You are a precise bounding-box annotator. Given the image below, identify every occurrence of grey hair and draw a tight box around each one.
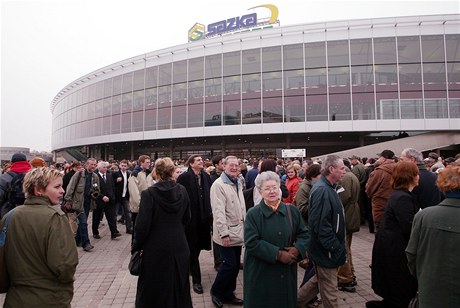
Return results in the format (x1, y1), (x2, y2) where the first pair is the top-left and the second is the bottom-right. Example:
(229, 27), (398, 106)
(402, 148), (423, 163)
(321, 154), (341, 176)
(255, 171), (280, 191)
(97, 161), (107, 168)
(224, 155), (238, 164)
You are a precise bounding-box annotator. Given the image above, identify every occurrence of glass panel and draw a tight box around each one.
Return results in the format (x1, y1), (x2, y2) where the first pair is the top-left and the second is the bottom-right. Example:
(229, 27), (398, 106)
(133, 90), (144, 112)
(103, 116), (111, 135)
(104, 78), (113, 97)
(205, 102), (223, 126)
(144, 109), (156, 131)
(112, 114), (121, 134)
(112, 95), (122, 115)
(145, 87), (157, 110)
(242, 97), (261, 124)
(306, 67), (327, 95)
(353, 93), (375, 120)
(399, 63), (422, 91)
(374, 37), (397, 65)
(133, 70), (145, 91)
(82, 104), (88, 121)
(329, 93), (351, 120)
(242, 73), (261, 93)
(122, 93), (133, 113)
(447, 63), (460, 91)
(224, 75), (241, 95)
(424, 62), (446, 92)
(222, 100), (240, 125)
(188, 103), (203, 128)
(263, 71), (282, 97)
(86, 101), (95, 120)
(242, 49), (260, 74)
(379, 98), (399, 119)
(113, 76), (122, 95)
(262, 46), (281, 72)
(205, 78), (222, 102)
(145, 66), (158, 88)
(88, 84), (96, 102)
(95, 118), (102, 136)
(205, 54), (222, 79)
(449, 98), (460, 118)
(305, 42), (326, 68)
(172, 105), (186, 128)
(284, 44), (303, 70)
(425, 99), (448, 119)
(327, 40), (349, 67)
(398, 36), (421, 64)
(159, 63), (172, 86)
(401, 99), (423, 119)
(421, 35), (445, 63)
(351, 65), (374, 86)
(173, 60), (187, 84)
(133, 111), (144, 132)
(157, 107), (171, 130)
(122, 72), (133, 93)
(446, 34), (460, 62)
(82, 87), (89, 104)
(121, 112), (132, 133)
(328, 66), (350, 93)
(94, 99), (103, 118)
(188, 57), (204, 81)
(173, 83), (187, 106)
(263, 97), (283, 123)
(188, 80), (204, 103)
(158, 85), (171, 104)
(285, 96), (305, 122)
(350, 38), (372, 65)
(223, 51), (240, 76)
(96, 81), (104, 100)
(375, 64), (398, 92)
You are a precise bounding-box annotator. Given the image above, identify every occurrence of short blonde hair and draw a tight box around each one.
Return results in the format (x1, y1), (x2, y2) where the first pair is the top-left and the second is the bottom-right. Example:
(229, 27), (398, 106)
(154, 157), (175, 181)
(437, 165), (460, 192)
(23, 167), (62, 198)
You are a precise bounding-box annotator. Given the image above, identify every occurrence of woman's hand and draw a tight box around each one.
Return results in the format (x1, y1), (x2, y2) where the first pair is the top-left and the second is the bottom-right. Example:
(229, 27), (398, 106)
(277, 250), (296, 264)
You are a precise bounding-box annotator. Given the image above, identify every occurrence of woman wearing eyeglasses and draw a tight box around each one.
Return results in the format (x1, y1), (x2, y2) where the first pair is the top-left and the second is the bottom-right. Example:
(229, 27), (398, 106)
(243, 171), (308, 308)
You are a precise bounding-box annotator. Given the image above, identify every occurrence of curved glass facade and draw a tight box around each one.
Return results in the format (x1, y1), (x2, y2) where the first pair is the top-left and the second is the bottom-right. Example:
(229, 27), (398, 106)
(51, 15), (460, 155)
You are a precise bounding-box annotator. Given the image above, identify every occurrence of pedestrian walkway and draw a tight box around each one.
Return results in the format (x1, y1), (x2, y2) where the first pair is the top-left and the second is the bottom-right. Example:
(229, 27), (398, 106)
(0, 218), (381, 307)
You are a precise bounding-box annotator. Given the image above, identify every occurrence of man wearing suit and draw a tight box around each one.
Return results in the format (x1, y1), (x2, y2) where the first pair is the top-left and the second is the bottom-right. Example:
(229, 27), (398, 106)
(113, 160), (132, 234)
(92, 161), (121, 240)
(177, 154), (213, 295)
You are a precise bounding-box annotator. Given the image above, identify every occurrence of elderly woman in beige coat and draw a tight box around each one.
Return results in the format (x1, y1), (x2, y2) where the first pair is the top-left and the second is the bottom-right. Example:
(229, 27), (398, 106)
(1, 167), (78, 308)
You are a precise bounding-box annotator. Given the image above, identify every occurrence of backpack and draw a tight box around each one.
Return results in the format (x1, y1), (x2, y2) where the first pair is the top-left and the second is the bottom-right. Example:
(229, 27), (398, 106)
(0, 172), (26, 218)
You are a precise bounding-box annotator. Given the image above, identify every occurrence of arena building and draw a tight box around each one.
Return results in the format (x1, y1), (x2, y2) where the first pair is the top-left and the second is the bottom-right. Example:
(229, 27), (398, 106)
(51, 12), (460, 161)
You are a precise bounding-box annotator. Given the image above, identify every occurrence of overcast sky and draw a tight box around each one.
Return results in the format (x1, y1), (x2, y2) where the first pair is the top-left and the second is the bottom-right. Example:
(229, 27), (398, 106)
(1, 0), (458, 152)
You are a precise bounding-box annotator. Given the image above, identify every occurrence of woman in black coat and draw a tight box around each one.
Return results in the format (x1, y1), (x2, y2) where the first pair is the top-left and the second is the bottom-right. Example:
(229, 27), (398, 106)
(132, 157), (192, 308)
(367, 161), (419, 308)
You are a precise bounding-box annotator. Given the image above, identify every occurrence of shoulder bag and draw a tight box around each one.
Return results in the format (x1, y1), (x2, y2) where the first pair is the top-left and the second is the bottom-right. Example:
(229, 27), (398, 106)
(0, 207), (18, 293)
(128, 250), (143, 275)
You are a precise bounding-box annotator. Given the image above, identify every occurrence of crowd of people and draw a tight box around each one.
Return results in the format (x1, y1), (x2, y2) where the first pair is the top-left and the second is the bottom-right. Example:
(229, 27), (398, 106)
(0, 149), (459, 307)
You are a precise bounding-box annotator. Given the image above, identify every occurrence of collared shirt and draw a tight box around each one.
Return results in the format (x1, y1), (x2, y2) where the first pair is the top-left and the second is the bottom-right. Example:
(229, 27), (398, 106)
(122, 171), (127, 197)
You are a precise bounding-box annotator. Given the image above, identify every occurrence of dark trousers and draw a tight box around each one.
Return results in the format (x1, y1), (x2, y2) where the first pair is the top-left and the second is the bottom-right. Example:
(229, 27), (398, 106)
(211, 244), (242, 301)
(92, 202), (118, 236)
(116, 197), (132, 231)
(190, 246), (202, 284)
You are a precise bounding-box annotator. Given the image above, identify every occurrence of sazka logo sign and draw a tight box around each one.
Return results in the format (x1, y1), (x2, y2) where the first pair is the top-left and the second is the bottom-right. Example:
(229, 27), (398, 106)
(188, 4), (279, 42)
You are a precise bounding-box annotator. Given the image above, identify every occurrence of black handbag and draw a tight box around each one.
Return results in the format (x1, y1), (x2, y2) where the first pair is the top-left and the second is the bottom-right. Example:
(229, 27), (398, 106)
(128, 250), (143, 276)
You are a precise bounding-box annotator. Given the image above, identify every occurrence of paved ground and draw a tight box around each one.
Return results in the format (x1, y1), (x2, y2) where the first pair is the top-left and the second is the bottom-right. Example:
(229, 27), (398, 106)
(1, 217), (381, 307)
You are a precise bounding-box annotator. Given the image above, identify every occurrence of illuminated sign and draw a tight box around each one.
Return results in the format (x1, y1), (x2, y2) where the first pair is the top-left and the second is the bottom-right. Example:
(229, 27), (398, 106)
(188, 4), (279, 42)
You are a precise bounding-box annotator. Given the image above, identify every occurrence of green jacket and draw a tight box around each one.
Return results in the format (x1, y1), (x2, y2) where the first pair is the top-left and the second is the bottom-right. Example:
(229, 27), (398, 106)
(64, 170), (99, 212)
(244, 201), (308, 308)
(2, 196), (78, 308)
(339, 171), (361, 234)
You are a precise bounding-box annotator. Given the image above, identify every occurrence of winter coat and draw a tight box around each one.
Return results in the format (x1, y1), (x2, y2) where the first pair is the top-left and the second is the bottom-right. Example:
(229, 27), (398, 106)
(244, 201), (308, 308)
(371, 189), (417, 307)
(112, 170), (130, 201)
(295, 180), (313, 224)
(133, 181), (192, 308)
(339, 171), (361, 234)
(177, 167), (212, 251)
(351, 162), (367, 186)
(365, 160), (396, 225)
(2, 196), (78, 308)
(406, 195), (460, 308)
(283, 176), (301, 205)
(412, 163), (444, 209)
(128, 169), (148, 213)
(210, 172), (246, 246)
(307, 175), (346, 269)
(64, 170), (100, 213)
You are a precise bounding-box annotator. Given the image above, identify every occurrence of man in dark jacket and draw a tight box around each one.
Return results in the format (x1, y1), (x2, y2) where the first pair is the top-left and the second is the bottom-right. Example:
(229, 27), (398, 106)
(399, 148), (444, 209)
(112, 160), (132, 234)
(177, 155), (212, 295)
(297, 154), (347, 308)
(92, 161), (121, 240)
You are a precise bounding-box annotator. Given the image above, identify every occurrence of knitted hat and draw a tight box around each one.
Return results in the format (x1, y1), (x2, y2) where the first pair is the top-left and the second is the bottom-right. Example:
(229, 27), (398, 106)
(11, 152), (27, 163)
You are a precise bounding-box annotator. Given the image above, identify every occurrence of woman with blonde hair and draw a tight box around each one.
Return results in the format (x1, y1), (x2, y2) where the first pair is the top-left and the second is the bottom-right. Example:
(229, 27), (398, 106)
(1, 167), (78, 307)
(283, 163), (302, 205)
(132, 157), (192, 307)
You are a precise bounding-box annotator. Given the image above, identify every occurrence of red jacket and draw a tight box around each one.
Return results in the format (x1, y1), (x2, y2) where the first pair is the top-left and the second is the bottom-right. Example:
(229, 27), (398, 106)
(283, 176), (302, 205)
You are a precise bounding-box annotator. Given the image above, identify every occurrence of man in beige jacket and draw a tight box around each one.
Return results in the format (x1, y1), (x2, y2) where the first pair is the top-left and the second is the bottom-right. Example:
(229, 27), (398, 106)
(128, 155), (150, 234)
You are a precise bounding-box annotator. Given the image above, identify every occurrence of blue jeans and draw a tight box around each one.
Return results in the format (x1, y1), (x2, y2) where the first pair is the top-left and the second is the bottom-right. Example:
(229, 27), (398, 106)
(75, 211), (90, 246)
(211, 244), (242, 300)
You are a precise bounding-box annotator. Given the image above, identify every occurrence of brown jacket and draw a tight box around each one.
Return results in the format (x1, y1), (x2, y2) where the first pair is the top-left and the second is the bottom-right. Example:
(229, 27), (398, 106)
(365, 160), (396, 225)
